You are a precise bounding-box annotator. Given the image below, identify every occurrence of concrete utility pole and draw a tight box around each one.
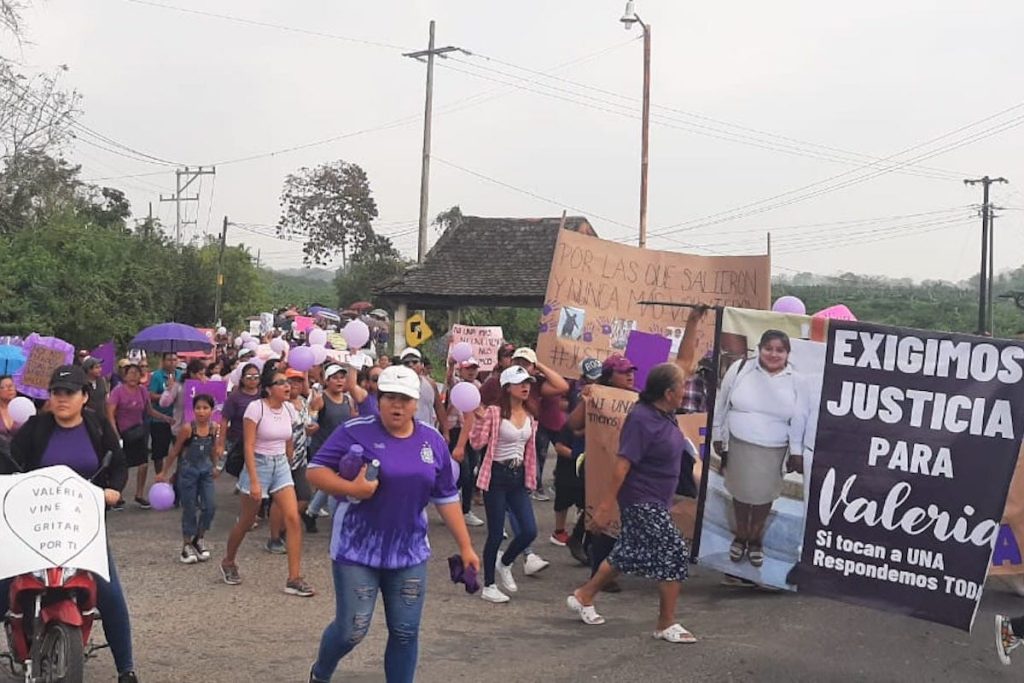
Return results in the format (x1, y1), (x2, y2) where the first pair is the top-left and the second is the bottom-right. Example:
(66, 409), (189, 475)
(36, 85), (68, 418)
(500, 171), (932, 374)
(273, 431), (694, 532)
(404, 21), (466, 263)
(214, 216), (228, 326)
(963, 176), (1008, 335)
(620, 2), (651, 248)
(160, 166), (216, 245)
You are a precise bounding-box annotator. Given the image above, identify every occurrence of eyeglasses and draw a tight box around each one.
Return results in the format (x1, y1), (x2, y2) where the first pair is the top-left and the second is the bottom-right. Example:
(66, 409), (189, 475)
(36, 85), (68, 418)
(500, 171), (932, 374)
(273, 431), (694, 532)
(269, 380), (289, 387)
(243, 374), (260, 380)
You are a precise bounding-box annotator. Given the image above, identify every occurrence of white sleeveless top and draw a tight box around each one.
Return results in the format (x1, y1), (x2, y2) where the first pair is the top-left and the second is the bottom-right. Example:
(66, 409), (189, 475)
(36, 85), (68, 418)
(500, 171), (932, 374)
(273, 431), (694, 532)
(494, 417), (532, 462)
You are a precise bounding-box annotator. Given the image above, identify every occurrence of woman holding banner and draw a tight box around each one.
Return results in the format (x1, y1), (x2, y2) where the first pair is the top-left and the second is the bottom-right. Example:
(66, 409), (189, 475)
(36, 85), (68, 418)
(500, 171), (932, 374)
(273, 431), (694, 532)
(712, 330), (808, 568)
(566, 362), (696, 643)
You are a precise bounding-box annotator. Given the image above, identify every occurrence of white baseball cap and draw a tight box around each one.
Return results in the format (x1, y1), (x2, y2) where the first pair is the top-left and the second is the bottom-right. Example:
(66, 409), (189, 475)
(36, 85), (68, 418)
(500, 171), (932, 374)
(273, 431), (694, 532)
(500, 365), (536, 387)
(511, 347), (537, 365)
(400, 348), (422, 361)
(377, 365), (421, 399)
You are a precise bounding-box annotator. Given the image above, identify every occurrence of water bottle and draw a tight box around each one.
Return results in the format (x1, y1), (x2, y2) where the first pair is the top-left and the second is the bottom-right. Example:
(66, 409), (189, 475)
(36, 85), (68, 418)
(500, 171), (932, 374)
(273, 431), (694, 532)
(338, 444), (365, 481)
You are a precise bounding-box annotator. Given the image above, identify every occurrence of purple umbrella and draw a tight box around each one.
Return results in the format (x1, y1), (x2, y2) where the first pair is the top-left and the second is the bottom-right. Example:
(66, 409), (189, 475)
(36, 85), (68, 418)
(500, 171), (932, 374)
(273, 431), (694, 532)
(129, 323), (214, 353)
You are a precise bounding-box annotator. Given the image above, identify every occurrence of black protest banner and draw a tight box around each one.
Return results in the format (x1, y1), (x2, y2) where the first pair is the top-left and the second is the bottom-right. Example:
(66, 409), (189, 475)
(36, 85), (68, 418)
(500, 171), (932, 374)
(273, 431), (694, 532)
(797, 321), (1024, 630)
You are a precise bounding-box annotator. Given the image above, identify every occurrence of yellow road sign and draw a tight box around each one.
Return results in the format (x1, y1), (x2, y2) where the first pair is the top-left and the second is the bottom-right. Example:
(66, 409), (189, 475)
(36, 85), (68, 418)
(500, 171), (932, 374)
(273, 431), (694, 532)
(405, 313), (433, 347)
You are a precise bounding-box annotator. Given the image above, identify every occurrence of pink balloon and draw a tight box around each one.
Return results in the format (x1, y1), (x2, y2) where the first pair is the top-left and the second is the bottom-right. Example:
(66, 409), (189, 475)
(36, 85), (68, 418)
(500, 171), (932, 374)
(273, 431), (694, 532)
(8, 396), (36, 425)
(310, 344), (328, 365)
(342, 320), (370, 349)
(270, 337), (289, 354)
(450, 342), (473, 363)
(289, 346), (316, 372)
(149, 483), (175, 511)
(450, 382), (481, 413)
(772, 296), (806, 315)
(308, 328), (328, 347)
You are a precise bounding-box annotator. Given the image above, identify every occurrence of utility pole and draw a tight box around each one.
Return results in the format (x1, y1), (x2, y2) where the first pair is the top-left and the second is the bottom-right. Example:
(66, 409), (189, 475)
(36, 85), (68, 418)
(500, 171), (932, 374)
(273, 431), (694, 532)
(404, 21), (466, 263)
(620, 2), (651, 248)
(160, 166), (216, 245)
(963, 176), (1008, 335)
(213, 216), (228, 326)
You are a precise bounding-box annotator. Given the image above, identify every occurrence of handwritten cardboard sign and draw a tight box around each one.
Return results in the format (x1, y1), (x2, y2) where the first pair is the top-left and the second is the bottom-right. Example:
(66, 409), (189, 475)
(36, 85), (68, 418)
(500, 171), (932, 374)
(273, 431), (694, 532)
(182, 379), (228, 424)
(0, 466), (109, 581)
(537, 230), (770, 378)
(449, 324), (504, 371)
(14, 334), (75, 399)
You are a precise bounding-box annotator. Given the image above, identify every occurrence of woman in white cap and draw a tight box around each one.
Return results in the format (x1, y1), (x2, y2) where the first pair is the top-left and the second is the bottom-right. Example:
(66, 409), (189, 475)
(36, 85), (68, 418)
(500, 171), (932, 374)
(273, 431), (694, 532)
(399, 348), (447, 439)
(467, 365), (541, 603)
(307, 364), (478, 683)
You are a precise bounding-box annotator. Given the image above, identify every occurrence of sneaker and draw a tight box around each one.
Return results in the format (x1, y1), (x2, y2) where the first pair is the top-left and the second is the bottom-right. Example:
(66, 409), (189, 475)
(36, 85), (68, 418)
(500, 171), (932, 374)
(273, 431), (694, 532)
(523, 552), (550, 576)
(530, 490), (550, 502)
(111, 499), (126, 511)
(550, 530), (570, 546)
(285, 577), (315, 597)
(118, 672), (139, 683)
(264, 538), (287, 555)
(303, 513), (318, 534)
(191, 537), (211, 561)
(481, 584), (510, 603)
(996, 614), (1021, 665)
(134, 497), (151, 510)
(317, 508), (331, 518)
(464, 511), (485, 527)
(179, 543), (199, 564)
(220, 563), (241, 585)
(495, 559), (518, 593)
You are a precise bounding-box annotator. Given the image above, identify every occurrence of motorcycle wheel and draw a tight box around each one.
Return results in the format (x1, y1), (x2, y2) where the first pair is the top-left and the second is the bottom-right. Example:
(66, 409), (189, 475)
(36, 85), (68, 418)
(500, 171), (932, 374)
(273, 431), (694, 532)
(31, 622), (84, 683)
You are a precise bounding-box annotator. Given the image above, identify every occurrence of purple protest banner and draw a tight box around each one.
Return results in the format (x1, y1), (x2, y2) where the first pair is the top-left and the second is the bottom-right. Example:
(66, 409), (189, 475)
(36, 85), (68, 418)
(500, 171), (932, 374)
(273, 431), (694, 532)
(182, 379), (228, 424)
(90, 340), (116, 379)
(624, 330), (672, 389)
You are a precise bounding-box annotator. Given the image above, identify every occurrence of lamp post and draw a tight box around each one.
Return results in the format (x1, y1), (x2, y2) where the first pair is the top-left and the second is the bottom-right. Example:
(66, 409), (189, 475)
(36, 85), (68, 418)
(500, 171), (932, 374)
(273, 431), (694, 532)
(620, 1), (651, 249)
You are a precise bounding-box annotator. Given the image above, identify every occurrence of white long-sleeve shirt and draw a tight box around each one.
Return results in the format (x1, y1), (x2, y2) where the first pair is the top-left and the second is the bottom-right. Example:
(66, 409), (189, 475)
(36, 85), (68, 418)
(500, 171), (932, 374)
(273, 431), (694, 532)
(712, 358), (807, 454)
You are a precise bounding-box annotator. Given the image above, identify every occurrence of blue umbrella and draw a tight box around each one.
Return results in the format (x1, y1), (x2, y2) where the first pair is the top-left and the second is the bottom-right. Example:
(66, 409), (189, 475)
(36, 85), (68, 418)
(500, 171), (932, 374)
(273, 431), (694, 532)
(0, 344), (25, 374)
(129, 323), (214, 353)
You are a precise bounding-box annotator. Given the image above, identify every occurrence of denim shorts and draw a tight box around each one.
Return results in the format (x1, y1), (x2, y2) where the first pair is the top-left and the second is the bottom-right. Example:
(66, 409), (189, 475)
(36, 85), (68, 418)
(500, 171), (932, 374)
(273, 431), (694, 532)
(237, 453), (294, 499)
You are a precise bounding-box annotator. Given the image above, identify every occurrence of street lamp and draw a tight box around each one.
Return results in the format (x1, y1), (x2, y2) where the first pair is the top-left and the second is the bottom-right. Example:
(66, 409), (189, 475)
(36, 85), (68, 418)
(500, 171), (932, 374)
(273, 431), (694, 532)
(620, 1), (651, 249)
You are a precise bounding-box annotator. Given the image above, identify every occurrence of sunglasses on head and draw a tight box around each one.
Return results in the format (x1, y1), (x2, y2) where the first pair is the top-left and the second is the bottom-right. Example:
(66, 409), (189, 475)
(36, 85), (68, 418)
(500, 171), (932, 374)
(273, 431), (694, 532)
(269, 379), (288, 387)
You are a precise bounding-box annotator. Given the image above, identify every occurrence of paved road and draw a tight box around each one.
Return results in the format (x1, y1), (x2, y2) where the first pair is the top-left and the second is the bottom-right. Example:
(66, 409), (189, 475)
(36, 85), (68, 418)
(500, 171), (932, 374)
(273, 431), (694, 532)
(2, 476), (1022, 682)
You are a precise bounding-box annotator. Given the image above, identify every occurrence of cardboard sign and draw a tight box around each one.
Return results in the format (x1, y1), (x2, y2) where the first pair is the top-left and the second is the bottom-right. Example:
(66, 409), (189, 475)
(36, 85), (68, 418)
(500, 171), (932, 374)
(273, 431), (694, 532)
(797, 321), (1024, 631)
(449, 325), (504, 371)
(537, 230), (770, 378)
(0, 466), (109, 582)
(14, 334), (75, 399)
(182, 380), (228, 424)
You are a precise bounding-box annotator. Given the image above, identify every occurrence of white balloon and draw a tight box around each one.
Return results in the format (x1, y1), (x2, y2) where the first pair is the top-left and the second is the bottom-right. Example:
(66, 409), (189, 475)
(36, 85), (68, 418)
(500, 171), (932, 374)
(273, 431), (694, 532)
(210, 374), (222, 382)
(308, 328), (328, 347)
(9, 396), (37, 425)
(270, 337), (289, 354)
(342, 320), (370, 349)
(310, 344), (328, 365)
(216, 326), (227, 336)
(240, 332), (252, 343)
(233, 336), (243, 348)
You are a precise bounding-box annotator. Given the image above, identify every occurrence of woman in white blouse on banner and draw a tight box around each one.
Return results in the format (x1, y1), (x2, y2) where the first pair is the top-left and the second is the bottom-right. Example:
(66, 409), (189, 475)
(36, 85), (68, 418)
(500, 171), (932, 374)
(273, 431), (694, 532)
(712, 329), (808, 569)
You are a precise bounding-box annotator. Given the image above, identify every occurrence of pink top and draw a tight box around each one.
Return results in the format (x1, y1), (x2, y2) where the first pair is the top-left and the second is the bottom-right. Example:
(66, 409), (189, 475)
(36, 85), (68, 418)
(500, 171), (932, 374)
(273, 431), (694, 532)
(469, 405), (538, 492)
(243, 399), (297, 456)
(107, 383), (149, 433)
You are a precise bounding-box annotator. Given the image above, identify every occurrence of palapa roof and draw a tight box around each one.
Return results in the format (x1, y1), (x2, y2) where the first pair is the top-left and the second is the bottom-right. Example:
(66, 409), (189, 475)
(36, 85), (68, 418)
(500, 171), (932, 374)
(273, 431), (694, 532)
(374, 215), (597, 308)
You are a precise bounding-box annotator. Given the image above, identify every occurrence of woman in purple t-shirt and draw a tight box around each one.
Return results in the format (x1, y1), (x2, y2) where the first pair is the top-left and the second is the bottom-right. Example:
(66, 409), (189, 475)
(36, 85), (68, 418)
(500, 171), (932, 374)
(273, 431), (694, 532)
(307, 364), (479, 683)
(566, 362), (697, 644)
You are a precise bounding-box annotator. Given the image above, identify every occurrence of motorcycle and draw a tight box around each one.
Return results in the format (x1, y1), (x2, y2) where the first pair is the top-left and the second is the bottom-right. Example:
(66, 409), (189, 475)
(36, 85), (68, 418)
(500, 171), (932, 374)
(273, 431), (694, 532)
(1, 453), (112, 683)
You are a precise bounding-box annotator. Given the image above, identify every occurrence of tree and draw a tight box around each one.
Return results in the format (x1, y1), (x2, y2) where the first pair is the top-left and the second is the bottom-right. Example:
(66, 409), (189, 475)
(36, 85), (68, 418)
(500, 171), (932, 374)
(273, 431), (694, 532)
(432, 204), (463, 235)
(277, 160), (379, 267)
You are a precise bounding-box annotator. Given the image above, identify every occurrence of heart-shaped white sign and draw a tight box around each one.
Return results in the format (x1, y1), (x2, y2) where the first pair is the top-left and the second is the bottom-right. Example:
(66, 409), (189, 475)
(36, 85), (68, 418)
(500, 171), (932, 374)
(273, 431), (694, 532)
(2, 471), (103, 569)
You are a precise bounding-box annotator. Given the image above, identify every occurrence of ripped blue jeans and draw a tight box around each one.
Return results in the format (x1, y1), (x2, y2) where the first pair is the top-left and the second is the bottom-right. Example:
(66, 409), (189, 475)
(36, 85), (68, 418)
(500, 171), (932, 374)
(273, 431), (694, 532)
(312, 560), (428, 683)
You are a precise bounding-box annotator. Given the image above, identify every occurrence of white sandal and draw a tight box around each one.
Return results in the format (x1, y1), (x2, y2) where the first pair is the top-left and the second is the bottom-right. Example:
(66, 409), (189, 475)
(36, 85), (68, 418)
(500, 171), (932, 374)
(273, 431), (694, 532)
(653, 623), (697, 644)
(566, 594), (605, 625)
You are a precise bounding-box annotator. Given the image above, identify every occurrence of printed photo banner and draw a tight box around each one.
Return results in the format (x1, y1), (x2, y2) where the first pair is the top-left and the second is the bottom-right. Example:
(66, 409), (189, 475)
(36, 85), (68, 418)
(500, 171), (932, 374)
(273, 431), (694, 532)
(796, 321), (1024, 631)
(537, 230), (770, 378)
(182, 380), (228, 424)
(695, 307), (825, 591)
(0, 466), (110, 582)
(449, 324), (504, 372)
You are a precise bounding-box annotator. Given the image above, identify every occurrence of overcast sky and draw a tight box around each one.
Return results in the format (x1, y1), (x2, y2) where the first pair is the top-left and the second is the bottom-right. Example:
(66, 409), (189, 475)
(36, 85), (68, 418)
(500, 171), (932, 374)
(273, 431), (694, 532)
(13, 0), (1024, 280)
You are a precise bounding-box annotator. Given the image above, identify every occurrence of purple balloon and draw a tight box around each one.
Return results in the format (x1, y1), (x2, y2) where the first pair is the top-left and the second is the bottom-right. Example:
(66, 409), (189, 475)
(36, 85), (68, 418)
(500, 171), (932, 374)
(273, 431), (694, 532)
(450, 382), (481, 413)
(149, 482), (175, 511)
(289, 345), (316, 372)
(450, 342), (473, 363)
(772, 295), (806, 315)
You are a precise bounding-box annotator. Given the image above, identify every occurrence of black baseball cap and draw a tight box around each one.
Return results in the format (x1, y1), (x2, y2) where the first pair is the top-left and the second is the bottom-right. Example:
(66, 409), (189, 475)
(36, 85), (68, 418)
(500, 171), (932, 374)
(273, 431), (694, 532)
(49, 365), (88, 392)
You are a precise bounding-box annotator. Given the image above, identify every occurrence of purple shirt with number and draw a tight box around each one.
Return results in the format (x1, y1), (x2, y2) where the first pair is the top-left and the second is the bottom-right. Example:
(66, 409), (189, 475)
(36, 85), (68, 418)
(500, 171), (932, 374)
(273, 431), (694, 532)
(616, 402), (684, 509)
(40, 424), (100, 479)
(309, 415), (459, 569)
